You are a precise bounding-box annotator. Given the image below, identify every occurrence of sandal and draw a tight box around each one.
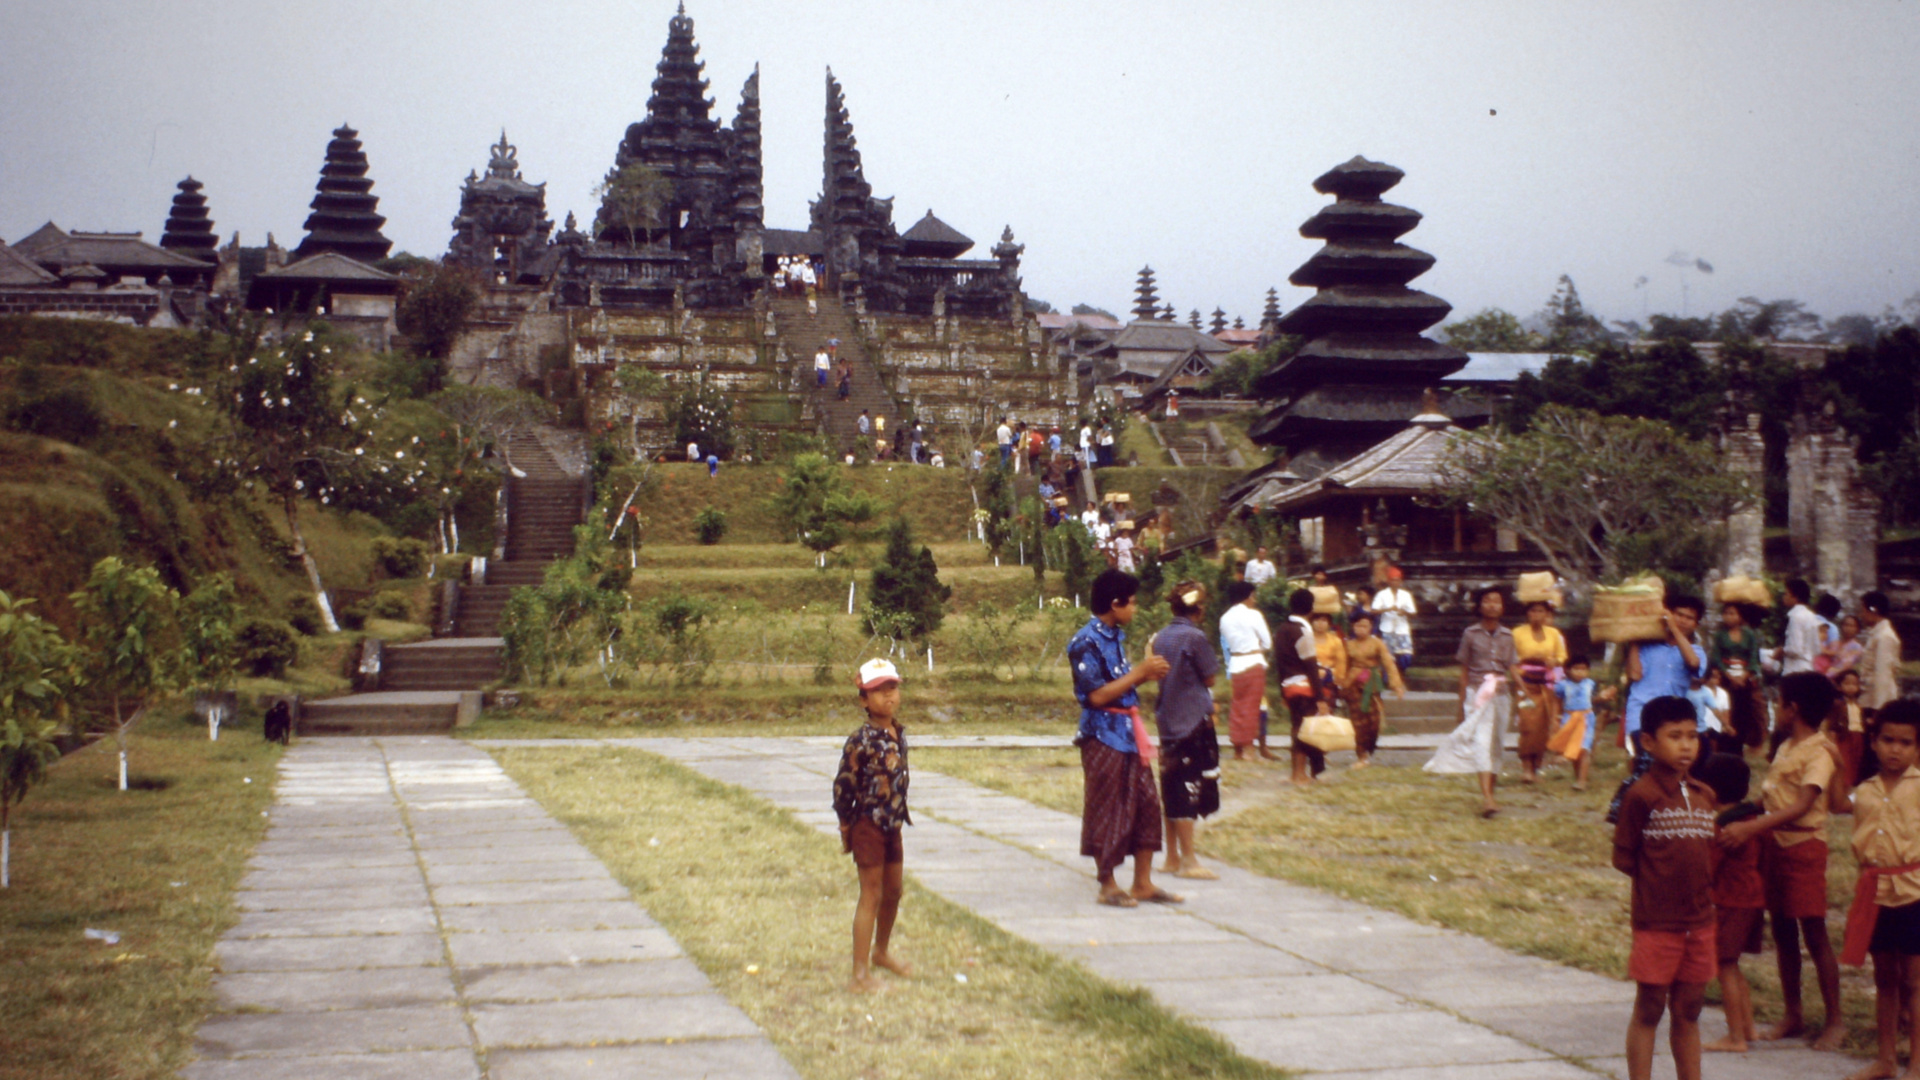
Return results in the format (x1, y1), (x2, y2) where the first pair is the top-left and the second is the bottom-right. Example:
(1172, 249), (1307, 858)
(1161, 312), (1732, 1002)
(1098, 891), (1139, 908)
(1480, 807), (1500, 819)
(1134, 887), (1185, 904)
(1174, 867), (1219, 880)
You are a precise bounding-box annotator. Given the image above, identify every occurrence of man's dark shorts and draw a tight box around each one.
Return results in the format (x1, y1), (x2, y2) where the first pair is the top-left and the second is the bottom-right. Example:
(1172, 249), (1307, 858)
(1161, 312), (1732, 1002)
(848, 819), (904, 868)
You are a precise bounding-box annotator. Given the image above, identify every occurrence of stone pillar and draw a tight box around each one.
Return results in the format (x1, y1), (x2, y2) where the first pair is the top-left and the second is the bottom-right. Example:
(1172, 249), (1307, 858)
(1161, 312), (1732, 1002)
(1790, 395), (1881, 605)
(1721, 410), (1765, 577)
(1850, 482), (1881, 603)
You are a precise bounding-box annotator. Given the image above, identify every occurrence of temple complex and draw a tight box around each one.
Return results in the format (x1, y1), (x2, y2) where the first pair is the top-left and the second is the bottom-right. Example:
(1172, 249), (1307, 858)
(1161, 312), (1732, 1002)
(294, 125), (393, 263)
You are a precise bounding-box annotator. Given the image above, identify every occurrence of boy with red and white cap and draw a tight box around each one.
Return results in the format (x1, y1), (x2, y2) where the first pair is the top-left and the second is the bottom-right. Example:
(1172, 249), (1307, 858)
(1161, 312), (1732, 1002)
(832, 658), (914, 993)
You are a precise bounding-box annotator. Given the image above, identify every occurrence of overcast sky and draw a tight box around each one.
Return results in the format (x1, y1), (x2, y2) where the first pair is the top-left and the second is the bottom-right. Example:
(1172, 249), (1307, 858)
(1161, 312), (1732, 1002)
(4, 0), (1917, 329)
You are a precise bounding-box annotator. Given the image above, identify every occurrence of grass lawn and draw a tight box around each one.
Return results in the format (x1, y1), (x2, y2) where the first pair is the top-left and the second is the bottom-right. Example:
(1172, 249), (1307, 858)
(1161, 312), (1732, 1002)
(491, 745), (1290, 1080)
(0, 716), (279, 1080)
(913, 743), (1881, 1053)
(462, 681), (1084, 739)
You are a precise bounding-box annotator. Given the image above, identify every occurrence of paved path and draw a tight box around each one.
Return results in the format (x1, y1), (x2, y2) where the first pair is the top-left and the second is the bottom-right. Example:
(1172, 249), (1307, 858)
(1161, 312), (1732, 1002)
(185, 737), (799, 1080)
(476, 736), (1844, 1080)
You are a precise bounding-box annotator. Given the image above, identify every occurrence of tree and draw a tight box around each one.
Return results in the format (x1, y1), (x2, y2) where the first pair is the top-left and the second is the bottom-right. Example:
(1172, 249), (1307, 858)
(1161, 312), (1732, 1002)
(180, 574), (240, 739)
(666, 374), (736, 460)
(218, 326), (375, 632)
(1441, 308), (1542, 353)
(1436, 406), (1756, 596)
(977, 460), (1018, 559)
(1203, 336), (1298, 398)
(866, 518), (950, 643)
(0, 591), (75, 887)
(1502, 339), (1727, 439)
(1026, 298), (1056, 314)
(770, 453), (881, 563)
(1070, 303), (1118, 320)
(428, 385), (554, 469)
(594, 162), (673, 247)
(1537, 276), (1613, 353)
(70, 558), (183, 792)
(1716, 297), (1821, 342)
(1645, 314), (1714, 342)
(394, 262), (480, 378)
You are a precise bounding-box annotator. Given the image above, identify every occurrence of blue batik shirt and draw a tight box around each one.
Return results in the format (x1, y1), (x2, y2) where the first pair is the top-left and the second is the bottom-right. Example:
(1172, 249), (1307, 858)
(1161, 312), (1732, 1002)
(1069, 616), (1137, 754)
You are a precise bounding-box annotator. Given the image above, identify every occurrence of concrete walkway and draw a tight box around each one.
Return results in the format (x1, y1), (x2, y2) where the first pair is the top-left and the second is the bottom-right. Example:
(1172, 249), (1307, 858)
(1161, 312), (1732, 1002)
(478, 736), (1845, 1080)
(185, 737), (799, 1080)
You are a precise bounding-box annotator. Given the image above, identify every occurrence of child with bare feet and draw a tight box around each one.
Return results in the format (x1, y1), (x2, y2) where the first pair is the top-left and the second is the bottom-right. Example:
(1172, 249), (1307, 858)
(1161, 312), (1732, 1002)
(1697, 752), (1763, 1054)
(1613, 697), (1717, 1080)
(1152, 581), (1222, 881)
(1838, 701), (1920, 1080)
(1719, 671), (1846, 1050)
(833, 659), (915, 993)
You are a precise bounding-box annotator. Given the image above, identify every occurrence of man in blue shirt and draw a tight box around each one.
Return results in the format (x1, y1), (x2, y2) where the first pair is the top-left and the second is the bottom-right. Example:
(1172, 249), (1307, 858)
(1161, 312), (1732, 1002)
(1607, 593), (1708, 822)
(1069, 568), (1174, 907)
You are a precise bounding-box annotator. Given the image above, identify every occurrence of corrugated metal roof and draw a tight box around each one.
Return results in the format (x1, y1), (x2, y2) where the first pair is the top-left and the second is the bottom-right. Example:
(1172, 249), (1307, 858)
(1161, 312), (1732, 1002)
(1444, 352), (1558, 383)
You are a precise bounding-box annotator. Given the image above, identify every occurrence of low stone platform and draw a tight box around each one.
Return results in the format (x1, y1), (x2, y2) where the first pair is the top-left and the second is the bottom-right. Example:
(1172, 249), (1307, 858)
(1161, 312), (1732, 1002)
(184, 738), (799, 1080)
(299, 692), (478, 736)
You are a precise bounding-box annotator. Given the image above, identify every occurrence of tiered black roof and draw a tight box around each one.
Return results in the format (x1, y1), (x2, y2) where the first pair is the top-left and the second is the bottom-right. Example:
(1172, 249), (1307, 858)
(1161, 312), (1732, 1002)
(295, 125), (392, 263)
(901, 211), (974, 258)
(159, 177), (218, 256)
(1260, 287), (1281, 331)
(1131, 266), (1161, 320)
(1210, 308), (1227, 334)
(1249, 157), (1473, 454)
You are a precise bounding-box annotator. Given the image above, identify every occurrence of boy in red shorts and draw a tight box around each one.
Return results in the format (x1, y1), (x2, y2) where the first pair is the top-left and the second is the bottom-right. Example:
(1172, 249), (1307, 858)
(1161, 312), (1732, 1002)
(1614, 696), (1717, 1080)
(1697, 752), (1763, 1054)
(1719, 671), (1844, 1050)
(1839, 700), (1920, 1080)
(833, 658), (914, 993)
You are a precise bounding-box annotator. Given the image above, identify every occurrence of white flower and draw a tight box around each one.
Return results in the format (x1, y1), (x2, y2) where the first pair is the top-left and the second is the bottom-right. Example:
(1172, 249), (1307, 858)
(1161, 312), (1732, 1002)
(410, 436), (419, 444)
(168, 383), (177, 390)
(395, 451), (406, 459)
(354, 447), (363, 455)
(303, 331), (314, 342)
(280, 396), (291, 406)
(168, 420), (178, 428)
(293, 479), (304, 490)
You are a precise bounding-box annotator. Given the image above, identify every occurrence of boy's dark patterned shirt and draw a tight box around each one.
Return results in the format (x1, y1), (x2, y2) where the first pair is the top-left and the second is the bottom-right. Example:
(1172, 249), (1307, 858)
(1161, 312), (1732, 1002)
(833, 721), (911, 831)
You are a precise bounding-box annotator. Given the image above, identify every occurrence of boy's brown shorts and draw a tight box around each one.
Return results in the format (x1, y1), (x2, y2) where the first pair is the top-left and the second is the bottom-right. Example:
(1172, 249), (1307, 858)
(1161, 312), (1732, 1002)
(1762, 837), (1828, 920)
(1716, 905), (1765, 963)
(848, 819), (903, 868)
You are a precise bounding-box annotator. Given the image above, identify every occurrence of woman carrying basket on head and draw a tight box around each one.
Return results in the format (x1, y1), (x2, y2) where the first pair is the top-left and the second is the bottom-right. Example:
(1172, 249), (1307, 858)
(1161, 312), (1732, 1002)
(1513, 598), (1569, 784)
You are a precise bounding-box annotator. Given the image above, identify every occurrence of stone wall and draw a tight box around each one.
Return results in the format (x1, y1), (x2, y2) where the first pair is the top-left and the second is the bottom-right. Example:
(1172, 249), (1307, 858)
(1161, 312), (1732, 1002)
(0, 287), (165, 325)
(864, 312), (1074, 438)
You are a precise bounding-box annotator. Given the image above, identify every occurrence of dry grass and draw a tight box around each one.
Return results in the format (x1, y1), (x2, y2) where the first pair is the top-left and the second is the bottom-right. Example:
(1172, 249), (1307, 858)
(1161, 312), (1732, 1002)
(0, 714), (279, 1080)
(916, 742), (1883, 1053)
(491, 745), (1291, 1080)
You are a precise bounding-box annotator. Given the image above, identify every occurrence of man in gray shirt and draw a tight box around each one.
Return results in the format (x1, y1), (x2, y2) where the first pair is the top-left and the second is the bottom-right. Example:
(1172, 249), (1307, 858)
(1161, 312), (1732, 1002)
(1152, 581), (1221, 878)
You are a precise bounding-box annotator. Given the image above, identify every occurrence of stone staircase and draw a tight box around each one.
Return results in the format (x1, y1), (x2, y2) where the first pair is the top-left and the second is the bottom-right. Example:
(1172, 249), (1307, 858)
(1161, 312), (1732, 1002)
(1153, 421), (1237, 467)
(771, 295), (895, 454)
(300, 429), (584, 736)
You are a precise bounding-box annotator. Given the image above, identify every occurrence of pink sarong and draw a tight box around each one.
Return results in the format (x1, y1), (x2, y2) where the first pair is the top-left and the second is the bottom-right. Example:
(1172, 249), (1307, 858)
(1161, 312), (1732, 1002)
(1229, 665), (1266, 747)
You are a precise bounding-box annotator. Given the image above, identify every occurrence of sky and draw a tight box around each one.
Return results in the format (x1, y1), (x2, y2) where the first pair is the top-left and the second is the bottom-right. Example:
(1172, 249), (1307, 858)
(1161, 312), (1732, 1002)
(3, 0), (1917, 330)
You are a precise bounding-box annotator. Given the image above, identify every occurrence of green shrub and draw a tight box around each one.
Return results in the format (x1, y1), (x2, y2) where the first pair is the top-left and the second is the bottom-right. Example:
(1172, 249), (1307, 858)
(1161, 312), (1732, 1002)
(367, 592), (412, 621)
(371, 536), (431, 579)
(865, 518), (951, 642)
(693, 506), (728, 545)
(3, 367), (104, 445)
(283, 597), (321, 637)
(236, 618), (299, 677)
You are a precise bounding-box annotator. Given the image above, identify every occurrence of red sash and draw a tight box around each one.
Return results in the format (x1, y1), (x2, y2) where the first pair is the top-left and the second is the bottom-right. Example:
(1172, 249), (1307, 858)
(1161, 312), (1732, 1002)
(1842, 862), (1920, 966)
(1099, 706), (1157, 764)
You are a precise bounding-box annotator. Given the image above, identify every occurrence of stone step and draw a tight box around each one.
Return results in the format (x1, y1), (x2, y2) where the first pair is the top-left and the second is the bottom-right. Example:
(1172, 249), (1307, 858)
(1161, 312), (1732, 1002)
(299, 692), (473, 736)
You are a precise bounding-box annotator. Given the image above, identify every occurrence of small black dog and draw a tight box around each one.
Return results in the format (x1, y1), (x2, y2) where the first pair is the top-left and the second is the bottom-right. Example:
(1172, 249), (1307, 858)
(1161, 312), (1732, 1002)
(263, 700), (292, 745)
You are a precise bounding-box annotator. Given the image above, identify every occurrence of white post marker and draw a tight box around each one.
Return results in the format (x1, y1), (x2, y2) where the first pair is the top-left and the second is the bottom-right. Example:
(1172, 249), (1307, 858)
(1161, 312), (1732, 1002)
(927, 645), (934, 673)
(118, 750), (128, 792)
(208, 703), (221, 742)
(3, 829), (9, 888)
(847, 580), (856, 615)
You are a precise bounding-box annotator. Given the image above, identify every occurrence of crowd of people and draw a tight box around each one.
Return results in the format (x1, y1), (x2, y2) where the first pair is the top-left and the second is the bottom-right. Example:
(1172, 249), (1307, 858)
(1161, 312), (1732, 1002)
(834, 560), (1920, 1079)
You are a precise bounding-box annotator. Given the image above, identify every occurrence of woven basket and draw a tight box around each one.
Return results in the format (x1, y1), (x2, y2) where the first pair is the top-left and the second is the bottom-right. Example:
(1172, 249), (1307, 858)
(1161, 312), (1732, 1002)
(1713, 575), (1772, 608)
(1589, 580), (1667, 643)
(1310, 585), (1342, 615)
(1516, 571), (1561, 606)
